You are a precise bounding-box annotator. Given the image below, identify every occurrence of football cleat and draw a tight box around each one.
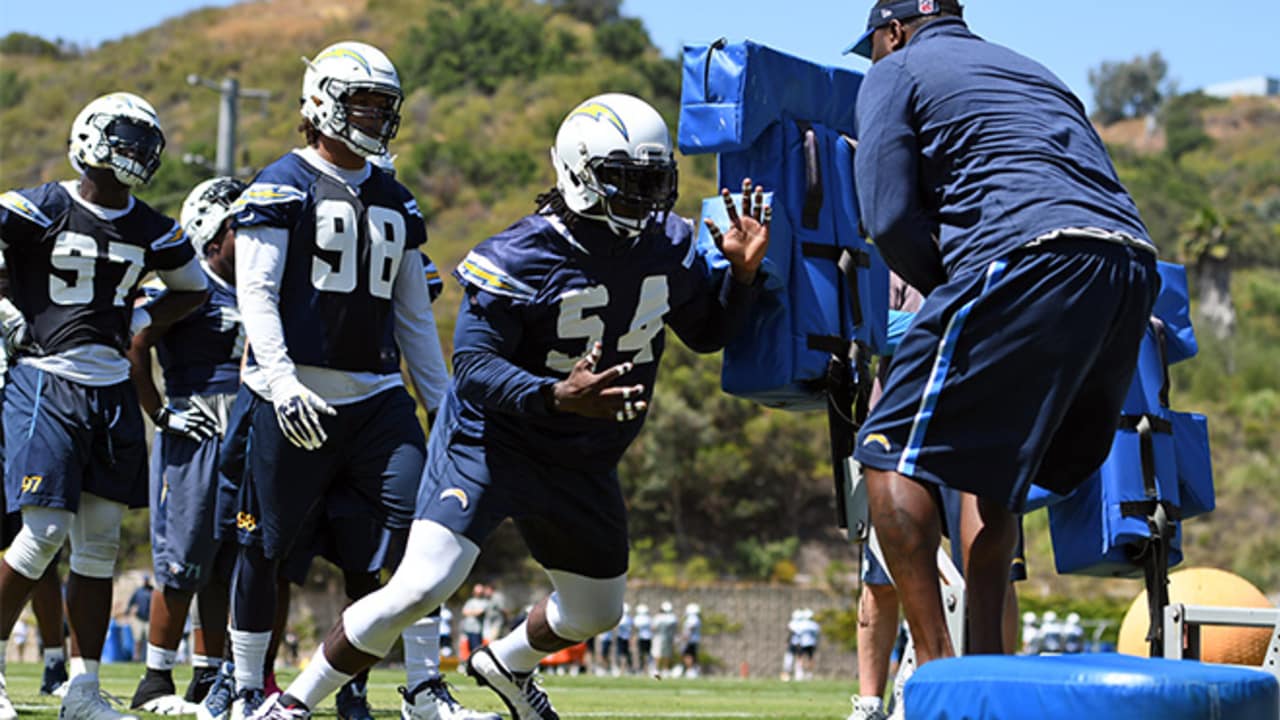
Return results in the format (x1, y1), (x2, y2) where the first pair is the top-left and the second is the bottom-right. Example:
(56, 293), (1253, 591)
(184, 666), (219, 704)
(0, 675), (16, 720)
(466, 647), (559, 720)
(59, 675), (139, 720)
(847, 695), (887, 720)
(42, 655), (69, 696)
(196, 662), (236, 720)
(230, 688), (266, 720)
(335, 677), (373, 720)
(400, 677), (501, 720)
(244, 694), (309, 720)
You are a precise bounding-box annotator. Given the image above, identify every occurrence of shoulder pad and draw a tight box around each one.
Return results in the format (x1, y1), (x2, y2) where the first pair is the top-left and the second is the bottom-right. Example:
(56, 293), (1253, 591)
(0, 188), (55, 229)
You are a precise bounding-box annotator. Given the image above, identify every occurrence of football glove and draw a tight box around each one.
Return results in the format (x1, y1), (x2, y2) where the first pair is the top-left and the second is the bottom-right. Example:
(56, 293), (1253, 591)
(271, 376), (336, 451)
(152, 403), (219, 442)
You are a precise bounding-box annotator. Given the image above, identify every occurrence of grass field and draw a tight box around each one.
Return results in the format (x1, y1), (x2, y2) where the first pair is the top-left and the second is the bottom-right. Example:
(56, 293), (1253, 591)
(3, 663), (857, 720)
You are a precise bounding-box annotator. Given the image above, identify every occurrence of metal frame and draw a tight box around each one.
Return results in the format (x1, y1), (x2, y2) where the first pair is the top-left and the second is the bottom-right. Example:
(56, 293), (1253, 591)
(1163, 602), (1280, 681)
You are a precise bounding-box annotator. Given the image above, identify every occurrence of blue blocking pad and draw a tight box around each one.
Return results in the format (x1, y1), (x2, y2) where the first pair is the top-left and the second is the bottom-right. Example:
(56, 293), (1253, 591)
(680, 41), (887, 409)
(904, 653), (1279, 720)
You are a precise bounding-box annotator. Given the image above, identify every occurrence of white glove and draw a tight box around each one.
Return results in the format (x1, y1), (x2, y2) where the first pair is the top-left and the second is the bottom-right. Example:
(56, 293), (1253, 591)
(152, 403), (219, 442)
(270, 376), (336, 451)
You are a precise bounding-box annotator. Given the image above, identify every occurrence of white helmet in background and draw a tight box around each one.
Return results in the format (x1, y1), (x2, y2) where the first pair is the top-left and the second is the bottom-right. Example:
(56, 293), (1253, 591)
(180, 177), (247, 257)
(1042, 611), (1058, 623)
(790, 609), (803, 622)
(1066, 613), (1081, 625)
(551, 92), (678, 237)
(685, 603), (700, 616)
(636, 604), (650, 615)
(301, 41), (403, 157)
(660, 601), (674, 614)
(1023, 612), (1037, 624)
(68, 92), (165, 187)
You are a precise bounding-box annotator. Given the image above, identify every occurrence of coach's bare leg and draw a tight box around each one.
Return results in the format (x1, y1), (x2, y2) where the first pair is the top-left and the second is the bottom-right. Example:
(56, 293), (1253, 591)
(866, 468), (953, 664)
(958, 493), (1017, 655)
(856, 583), (899, 697)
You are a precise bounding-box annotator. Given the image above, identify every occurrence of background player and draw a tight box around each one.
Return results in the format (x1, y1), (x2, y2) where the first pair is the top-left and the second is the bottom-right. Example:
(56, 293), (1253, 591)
(125, 176), (247, 715)
(254, 91), (769, 720)
(0, 91), (208, 720)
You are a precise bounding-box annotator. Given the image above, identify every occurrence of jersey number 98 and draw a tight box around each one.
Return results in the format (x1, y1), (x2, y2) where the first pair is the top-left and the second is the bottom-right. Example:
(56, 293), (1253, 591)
(312, 200), (405, 300)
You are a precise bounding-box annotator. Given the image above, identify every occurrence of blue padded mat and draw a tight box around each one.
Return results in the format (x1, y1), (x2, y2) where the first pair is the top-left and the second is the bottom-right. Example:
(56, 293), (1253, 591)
(905, 653), (1279, 720)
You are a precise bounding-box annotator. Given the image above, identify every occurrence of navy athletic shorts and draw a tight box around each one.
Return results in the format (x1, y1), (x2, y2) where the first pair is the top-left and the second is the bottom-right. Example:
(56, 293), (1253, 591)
(3, 363), (147, 512)
(282, 487), (408, 586)
(230, 385), (425, 560)
(854, 238), (1158, 510)
(150, 397), (238, 592)
(417, 429), (629, 579)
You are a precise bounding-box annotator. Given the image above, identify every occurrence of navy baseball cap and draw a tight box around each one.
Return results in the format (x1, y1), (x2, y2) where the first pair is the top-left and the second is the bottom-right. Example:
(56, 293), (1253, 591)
(844, 0), (950, 58)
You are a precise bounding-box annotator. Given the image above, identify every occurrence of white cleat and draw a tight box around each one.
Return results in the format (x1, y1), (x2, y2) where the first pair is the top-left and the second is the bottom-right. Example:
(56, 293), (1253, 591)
(59, 676), (139, 720)
(137, 694), (201, 716)
(846, 695), (888, 720)
(466, 647), (559, 720)
(244, 694), (310, 720)
(400, 677), (501, 720)
(0, 675), (17, 720)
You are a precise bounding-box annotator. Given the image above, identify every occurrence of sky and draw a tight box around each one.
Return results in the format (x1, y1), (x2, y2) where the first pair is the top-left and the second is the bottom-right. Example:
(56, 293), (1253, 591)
(0, 0), (1276, 110)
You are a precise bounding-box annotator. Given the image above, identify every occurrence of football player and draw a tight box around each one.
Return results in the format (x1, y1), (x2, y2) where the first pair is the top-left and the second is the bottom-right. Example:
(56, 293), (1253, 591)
(125, 177), (247, 715)
(0, 91), (208, 720)
(253, 92), (769, 720)
(218, 41), (447, 720)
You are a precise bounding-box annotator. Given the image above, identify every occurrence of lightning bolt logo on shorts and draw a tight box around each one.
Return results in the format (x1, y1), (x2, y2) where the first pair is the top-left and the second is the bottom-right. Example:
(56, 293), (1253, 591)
(862, 433), (892, 452)
(440, 488), (469, 510)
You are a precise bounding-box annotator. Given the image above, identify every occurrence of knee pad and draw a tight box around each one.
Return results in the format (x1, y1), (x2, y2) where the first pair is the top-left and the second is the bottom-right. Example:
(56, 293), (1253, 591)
(343, 520), (477, 657)
(544, 570), (627, 641)
(68, 494), (124, 579)
(6, 508), (72, 580)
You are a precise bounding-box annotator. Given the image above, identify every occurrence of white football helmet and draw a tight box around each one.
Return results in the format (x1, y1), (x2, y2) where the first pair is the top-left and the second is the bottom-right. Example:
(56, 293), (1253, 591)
(685, 603), (700, 616)
(660, 601), (674, 613)
(551, 92), (678, 237)
(300, 41), (403, 157)
(67, 92), (165, 187)
(180, 177), (247, 257)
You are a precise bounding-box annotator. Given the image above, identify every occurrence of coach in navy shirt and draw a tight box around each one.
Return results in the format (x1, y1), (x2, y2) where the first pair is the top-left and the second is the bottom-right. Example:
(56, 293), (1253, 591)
(846, 0), (1158, 666)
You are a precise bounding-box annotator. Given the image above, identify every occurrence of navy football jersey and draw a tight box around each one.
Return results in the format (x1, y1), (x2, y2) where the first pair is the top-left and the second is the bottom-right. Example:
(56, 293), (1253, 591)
(0, 182), (193, 356)
(231, 152), (426, 374)
(449, 211), (746, 471)
(146, 265), (242, 397)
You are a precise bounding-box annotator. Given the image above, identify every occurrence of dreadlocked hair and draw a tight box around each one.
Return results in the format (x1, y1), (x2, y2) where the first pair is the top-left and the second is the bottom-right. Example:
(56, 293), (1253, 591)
(297, 118), (322, 147)
(534, 186), (582, 230)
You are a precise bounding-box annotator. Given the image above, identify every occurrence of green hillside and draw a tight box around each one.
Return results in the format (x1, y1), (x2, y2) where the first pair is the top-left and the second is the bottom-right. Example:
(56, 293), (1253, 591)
(1, 0), (1277, 599)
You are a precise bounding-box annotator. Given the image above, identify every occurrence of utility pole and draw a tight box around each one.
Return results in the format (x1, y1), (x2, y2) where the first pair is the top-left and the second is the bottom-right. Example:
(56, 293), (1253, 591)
(186, 75), (272, 177)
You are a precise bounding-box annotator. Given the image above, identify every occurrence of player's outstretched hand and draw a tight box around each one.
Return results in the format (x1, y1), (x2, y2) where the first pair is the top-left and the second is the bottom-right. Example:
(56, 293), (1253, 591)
(272, 376), (337, 450)
(704, 177), (771, 284)
(551, 342), (646, 422)
(153, 403), (219, 442)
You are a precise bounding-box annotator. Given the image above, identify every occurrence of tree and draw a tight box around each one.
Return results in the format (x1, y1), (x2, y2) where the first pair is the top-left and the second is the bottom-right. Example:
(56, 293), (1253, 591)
(1088, 52), (1169, 125)
(596, 18), (650, 63)
(0, 31), (64, 58)
(547, 0), (622, 25)
(1161, 91), (1217, 162)
(1178, 207), (1236, 340)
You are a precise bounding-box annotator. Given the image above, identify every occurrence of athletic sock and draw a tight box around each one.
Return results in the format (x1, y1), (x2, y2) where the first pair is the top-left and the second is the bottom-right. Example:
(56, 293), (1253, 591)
(286, 646), (351, 710)
(229, 630), (271, 692)
(146, 644), (178, 672)
(488, 622), (545, 674)
(402, 616), (441, 688)
(69, 657), (99, 681)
